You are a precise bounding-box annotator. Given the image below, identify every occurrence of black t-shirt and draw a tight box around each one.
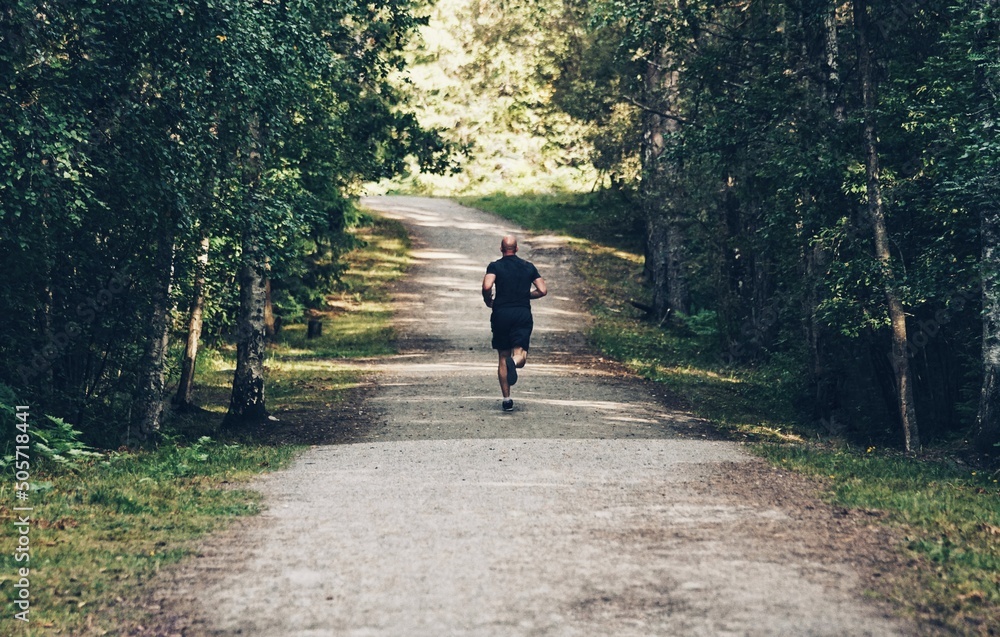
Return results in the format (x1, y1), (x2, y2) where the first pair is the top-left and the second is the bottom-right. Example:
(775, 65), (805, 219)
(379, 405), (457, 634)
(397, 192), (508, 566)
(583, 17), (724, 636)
(487, 255), (541, 310)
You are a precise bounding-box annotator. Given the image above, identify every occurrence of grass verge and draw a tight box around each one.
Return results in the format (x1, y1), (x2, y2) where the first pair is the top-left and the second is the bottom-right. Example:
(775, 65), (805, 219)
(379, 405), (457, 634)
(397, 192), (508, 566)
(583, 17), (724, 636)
(0, 214), (411, 635)
(760, 445), (1000, 630)
(0, 441), (296, 635)
(465, 191), (1000, 634)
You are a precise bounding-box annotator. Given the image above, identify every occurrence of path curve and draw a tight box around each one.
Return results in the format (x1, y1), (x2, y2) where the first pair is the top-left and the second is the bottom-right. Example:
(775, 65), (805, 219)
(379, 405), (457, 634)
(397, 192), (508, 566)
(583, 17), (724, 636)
(151, 196), (915, 636)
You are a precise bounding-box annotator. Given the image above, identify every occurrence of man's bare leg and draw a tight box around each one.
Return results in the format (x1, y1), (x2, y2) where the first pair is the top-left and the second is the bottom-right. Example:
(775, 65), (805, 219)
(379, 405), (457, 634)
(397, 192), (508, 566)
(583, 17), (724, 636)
(497, 349), (512, 398)
(512, 346), (528, 368)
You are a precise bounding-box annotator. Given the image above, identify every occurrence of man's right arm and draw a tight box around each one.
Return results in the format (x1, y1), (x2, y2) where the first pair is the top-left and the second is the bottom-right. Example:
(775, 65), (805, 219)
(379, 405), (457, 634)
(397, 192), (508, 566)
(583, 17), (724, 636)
(482, 272), (496, 307)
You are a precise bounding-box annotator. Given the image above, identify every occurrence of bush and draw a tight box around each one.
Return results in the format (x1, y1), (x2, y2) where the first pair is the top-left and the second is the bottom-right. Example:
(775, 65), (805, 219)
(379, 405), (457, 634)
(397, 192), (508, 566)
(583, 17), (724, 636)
(0, 383), (101, 472)
(682, 309), (720, 338)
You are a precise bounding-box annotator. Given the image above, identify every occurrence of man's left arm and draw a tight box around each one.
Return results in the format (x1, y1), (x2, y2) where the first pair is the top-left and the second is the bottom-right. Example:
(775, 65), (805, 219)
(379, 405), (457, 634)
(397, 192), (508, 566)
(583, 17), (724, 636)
(530, 277), (547, 299)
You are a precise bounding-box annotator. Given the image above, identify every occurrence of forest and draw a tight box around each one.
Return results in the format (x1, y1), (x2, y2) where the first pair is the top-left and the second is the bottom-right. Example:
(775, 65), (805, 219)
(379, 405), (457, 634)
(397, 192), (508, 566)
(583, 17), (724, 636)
(1, 0), (450, 452)
(2, 0), (999, 460)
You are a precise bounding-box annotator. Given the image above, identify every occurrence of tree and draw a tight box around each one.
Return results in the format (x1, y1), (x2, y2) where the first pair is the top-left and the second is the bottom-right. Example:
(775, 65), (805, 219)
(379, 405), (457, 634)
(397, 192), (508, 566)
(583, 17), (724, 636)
(540, 0), (976, 450)
(174, 233), (210, 409)
(968, 0), (1000, 454)
(853, 0), (919, 452)
(639, 50), (688, 320)
(923, 0), (1000, 453)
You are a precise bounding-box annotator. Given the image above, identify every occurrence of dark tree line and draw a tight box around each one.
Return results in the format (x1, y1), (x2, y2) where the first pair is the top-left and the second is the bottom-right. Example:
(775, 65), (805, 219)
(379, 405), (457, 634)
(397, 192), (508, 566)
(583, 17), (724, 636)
(581, 0), (996, 453)
(1, 0), (448, 446)
(499, 0), (997, 453)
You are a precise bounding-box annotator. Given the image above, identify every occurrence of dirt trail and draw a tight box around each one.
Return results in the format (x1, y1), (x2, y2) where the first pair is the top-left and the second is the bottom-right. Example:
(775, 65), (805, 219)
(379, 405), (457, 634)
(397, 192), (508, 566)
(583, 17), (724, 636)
(147, 196), (918, 636)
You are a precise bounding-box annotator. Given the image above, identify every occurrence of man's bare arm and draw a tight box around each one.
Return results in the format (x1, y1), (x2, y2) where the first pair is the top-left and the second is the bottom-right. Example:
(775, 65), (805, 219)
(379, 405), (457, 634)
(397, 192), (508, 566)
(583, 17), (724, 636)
(530, 277), (547, 299)
(482, 273), (496, 307)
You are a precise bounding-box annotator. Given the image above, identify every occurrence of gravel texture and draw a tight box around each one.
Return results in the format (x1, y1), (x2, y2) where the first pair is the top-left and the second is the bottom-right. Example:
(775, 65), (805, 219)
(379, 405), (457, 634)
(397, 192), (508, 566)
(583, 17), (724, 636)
(141, 196), (919, 636)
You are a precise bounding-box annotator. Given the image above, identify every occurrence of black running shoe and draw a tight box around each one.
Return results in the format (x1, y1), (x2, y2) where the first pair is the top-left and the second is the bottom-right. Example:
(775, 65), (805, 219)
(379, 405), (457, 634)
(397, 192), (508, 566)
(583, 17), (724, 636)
(502, 398), (514, 411)
(505, 355), (518, 385)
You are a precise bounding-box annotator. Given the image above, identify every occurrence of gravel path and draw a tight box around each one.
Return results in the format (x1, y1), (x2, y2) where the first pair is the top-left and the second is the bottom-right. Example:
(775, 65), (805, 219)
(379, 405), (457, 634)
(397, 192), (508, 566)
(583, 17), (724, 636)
(154, 196), (915, 636)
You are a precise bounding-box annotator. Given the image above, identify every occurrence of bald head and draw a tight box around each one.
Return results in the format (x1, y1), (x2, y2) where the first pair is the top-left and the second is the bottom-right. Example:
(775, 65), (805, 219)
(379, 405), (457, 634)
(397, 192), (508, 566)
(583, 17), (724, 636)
(500, 235), (518, 255)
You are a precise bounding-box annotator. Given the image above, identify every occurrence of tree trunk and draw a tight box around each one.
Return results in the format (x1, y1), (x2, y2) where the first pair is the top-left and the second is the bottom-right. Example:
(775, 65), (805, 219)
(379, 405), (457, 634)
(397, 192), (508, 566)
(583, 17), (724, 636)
(806, 241), (842, 431)
(174, 232), (210, 409)
(223, 241), (268, 427)
(665, 215), (688, 315)
(824, 1), (845, 122)
(973, 0), (1000, 454)
(645, 211), (670, 319)
(976, 260), (1000, 448)
(264, 277), (277, 338)
(855, 0), (919, 452)
(132, 224), (175, 444)
(224, 114), (268, 429)
(641, 55), (688, 320)
(307, 318), (323, 339)
(806, 0), (845, 428)
(641, 56), (667, 315)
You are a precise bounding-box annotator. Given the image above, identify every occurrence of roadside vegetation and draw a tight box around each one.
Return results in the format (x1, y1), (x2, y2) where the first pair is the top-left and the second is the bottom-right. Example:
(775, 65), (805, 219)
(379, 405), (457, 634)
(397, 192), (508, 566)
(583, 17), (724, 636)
(466, 192), (1000, 635)
(0, 216), (410, 635)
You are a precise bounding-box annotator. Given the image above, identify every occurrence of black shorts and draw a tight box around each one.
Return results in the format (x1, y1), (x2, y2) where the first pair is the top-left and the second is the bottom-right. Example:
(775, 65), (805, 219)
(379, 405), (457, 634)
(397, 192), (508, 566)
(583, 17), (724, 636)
(491, 307), (533, 351)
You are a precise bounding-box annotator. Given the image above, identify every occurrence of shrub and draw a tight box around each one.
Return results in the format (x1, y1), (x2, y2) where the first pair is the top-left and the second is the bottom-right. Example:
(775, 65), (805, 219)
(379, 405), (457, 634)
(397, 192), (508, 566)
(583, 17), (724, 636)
(0, 383), (101, 472)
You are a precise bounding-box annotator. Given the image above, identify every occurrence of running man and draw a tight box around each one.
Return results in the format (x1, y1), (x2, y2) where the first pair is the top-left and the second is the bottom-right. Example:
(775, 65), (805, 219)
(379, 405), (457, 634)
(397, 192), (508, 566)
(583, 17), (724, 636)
(482, 235), (547, 411)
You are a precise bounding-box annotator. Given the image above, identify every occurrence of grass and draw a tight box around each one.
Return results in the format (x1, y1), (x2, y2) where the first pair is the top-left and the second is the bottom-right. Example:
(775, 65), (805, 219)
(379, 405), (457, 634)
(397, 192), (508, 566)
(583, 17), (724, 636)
(0, 441), (296, 635)
(466, 190), (1000, 634)
(0, 215), (411, 635)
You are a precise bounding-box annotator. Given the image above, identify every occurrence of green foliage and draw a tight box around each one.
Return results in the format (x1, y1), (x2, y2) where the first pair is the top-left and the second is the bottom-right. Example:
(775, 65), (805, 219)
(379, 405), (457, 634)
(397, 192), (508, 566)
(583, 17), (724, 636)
(0, 0), (449, 446)
(377, 0), (596, 194)
(518, 0), (994, 448)
(0, 384), (99, 472)
(681, 310), (720, 339)
(133, 435), (216, 479)
(0, 439), (296, 634)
